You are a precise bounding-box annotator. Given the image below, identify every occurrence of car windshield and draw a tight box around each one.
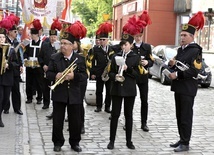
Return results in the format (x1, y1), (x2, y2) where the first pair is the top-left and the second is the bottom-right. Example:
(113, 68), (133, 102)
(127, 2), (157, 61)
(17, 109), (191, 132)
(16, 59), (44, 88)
(165, 48), (177, 60)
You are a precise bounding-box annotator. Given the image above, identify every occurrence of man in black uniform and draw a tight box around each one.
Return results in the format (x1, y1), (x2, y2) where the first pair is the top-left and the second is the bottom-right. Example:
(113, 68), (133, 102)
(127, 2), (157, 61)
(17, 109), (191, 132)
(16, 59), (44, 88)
(168, 11), (204, 152)
(90, 22), (115, 113)
(132, 11), (154, 132)
(4, 22), (23, 115)
(46, 24), (87, 153)
(24, 19), (44, 104)
(39, 18), (61, 110)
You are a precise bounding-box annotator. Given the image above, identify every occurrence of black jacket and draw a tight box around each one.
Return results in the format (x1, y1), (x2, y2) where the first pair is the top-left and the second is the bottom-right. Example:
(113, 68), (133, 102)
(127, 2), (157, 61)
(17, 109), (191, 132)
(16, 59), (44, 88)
(132, 42), (154, 83)
(46, 52), (88, 104)
(109, 51), (140, 96)
(6, 38), (23, 77)
(90, 45), (115, 77)
(171, 43), (202, 96)
(38, 42), (57, 67)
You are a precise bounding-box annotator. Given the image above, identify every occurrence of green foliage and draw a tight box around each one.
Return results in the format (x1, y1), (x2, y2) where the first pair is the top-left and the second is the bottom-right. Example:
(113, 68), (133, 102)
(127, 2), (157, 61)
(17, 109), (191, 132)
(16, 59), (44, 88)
(72, 0), (113, 37)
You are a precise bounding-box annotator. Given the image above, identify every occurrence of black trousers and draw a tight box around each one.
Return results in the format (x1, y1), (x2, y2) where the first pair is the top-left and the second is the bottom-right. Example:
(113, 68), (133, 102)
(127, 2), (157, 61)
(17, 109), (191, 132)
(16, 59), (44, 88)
(0, 85), (11, 119)
(4, 76), (21, 111)
(96, 76), (111, 109)
(52, 101), (81, 147)
(42, 77), (51, 106)
(174, 93), (194, 145)
(137, 82), (148, 125)
(26, 67), (43, 101)
(80, 82), (87, 125)
(110, 95), (135, 142)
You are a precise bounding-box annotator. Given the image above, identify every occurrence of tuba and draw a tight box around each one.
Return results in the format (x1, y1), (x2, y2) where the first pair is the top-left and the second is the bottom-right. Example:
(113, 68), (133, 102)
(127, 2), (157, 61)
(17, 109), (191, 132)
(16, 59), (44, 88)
(101, 60), (111, 81)
(0, 43), (10, 75)
(50, 58), (78, 90)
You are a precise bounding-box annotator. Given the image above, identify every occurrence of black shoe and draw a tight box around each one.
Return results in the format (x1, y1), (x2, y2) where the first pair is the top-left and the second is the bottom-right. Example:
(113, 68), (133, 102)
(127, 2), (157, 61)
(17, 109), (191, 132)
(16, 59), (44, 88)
(46, 113), (53, 119)
(15, 110), (23, 115)
(71, 145), (82, 152)
(26, 100), (32, 104)
(174, 144), (189, 152)
(94, 108), (101, 112)
(53, 146), (61, 152)
(37, 100), (42, 104)
(81, 125), (85, 134)
(107, 141), (114, 150)
(42, 105), (49, 109)
(170, 141), (180, 148)
(141, 124), (149, 132)
(104, 107), (111, 113)
(3, 110), (9, 114)
(126, 141), (135, 149)
(0, 120), (4, 127)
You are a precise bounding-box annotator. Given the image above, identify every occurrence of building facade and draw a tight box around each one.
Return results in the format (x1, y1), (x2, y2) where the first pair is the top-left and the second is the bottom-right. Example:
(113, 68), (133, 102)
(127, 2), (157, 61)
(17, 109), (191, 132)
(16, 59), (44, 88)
(113, 0), (214, 50)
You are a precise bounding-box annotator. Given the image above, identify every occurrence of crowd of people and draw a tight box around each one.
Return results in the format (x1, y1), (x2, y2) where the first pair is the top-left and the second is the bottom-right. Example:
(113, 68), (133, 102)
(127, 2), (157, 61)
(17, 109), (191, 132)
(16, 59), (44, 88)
(0, 10), (205, 153)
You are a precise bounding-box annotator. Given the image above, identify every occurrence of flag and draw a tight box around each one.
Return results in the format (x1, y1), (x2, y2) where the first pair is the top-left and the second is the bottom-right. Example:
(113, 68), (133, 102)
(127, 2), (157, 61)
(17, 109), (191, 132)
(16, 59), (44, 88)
(21, 0), (58, 40)
(61, 0), (72, 22)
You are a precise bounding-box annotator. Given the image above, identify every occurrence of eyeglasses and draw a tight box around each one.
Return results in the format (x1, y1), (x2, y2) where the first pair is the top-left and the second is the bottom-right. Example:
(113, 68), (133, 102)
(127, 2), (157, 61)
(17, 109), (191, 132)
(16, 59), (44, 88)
(60, 42), (72, 46)
(100, 39), (106, 41)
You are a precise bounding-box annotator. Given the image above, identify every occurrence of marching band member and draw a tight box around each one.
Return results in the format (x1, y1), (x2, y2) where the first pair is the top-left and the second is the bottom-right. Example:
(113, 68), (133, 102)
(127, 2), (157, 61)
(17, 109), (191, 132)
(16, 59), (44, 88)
(46, 21), (87, 153)
(24, 19), (44, 104)
(90, 22), (115, 113)
(39, 18), (61, 110)
(107, 15), (145, 150)
(132, 11), (154, 132)
(0, 20), (14, 127)
(4, 14), (23, 115)
(168, 11), (204, 152)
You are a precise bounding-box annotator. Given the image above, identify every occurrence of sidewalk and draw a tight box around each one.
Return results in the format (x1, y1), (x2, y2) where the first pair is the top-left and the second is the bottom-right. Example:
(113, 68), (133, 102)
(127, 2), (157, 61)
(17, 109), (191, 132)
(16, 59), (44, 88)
(1, 79), (214, 155)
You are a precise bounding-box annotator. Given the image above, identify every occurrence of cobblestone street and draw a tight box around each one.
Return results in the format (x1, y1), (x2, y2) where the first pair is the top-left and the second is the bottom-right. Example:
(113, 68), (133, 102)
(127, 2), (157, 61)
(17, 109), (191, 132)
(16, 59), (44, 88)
(1, 76), (214, 155)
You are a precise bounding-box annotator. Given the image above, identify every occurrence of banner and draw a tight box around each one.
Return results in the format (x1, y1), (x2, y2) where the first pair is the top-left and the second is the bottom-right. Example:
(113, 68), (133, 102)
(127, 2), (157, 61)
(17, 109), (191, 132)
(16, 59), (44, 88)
(22, 0), (58, 28)
(61, 0), (72, 22)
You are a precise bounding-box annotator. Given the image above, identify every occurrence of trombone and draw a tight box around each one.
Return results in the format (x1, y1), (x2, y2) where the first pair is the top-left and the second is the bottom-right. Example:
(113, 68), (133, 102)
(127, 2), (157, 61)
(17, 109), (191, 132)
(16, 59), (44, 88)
(50, 58), (78, 90)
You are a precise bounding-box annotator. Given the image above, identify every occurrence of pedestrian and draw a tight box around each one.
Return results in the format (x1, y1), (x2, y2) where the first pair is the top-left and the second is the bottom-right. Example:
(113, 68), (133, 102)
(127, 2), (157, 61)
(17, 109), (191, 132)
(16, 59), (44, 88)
(46, 21), (87, 152)
(168, 11), (205, 152)
(38, 18), (61, 111)
(24, 19), (44, 104)
(107, 15), (145, 150)
(90, 22), (115, 113)
(132, 11), (154, 132)
(4, 14), (23, 115)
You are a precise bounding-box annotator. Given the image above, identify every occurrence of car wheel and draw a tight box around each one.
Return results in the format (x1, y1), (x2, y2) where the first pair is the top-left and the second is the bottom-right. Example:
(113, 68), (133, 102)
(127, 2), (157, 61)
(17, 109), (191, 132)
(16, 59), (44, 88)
(160, 70), (168, 85)
(200, 83), (210, 88)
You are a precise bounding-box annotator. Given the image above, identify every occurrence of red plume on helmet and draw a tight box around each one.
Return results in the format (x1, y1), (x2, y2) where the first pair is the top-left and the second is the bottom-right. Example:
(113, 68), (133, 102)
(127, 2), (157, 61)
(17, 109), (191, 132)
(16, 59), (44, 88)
(66, 21), (87, 40)
(188, 11), (205, 31)
(123, 15), (145, 36)
(139, 10), (152, 27)
(32, 19), (42, 31)
(7, 13), (20, 26)
(96, 22), (113, 38)
(0, 17), (13, 32)
(182, 11), (205, 35)
(51, 17), (62, 31)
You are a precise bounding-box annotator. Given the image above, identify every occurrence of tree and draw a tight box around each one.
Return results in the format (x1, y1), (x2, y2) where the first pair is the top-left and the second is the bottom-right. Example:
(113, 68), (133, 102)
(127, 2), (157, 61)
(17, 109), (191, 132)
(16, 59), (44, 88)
(72, 0), (113, 37)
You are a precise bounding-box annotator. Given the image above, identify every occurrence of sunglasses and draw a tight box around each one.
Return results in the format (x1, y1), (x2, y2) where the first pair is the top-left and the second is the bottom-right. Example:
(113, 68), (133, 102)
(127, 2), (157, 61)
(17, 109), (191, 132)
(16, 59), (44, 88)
(100, 39), (106, 41)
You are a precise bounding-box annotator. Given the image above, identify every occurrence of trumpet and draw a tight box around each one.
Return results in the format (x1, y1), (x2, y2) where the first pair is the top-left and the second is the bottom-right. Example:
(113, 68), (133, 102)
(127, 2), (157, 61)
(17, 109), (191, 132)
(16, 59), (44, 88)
(115, 64), (125, 82)
(175, 60), (189, 71)
(50, 58), (78, 90)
